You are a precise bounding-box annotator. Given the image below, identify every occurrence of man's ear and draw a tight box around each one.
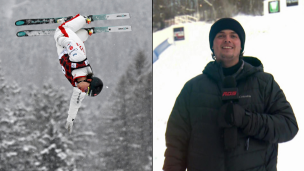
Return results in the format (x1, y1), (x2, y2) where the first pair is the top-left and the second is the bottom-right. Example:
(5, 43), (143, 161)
(87, 79), (92, 82)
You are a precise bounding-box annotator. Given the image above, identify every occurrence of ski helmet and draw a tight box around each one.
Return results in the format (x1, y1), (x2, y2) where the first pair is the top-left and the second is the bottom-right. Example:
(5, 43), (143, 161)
(87, 77), (103, 97)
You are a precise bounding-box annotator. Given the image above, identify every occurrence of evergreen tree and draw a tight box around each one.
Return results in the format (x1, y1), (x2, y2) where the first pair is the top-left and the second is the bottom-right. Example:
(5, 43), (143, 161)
(125, 52), (152, 170)
(0, 61), (35, 171)
(102, 50), (152, 170)
(24, 84), (97, 171)
(0, 69), (97, 171)
(103, 75), (131, 170)
(153, 0), (264, 30)
(137, 70), (153, 170)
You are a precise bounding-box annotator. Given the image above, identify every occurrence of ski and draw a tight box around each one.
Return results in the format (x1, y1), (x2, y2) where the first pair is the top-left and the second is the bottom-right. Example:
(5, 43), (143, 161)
(16, 25), (132, 37)
(15, 13), (130, 26)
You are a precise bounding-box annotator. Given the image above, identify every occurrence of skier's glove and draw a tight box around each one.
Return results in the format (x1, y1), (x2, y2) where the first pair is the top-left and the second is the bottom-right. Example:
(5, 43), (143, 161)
(65, 117), (75, 134)
(218, 102), (249, 128)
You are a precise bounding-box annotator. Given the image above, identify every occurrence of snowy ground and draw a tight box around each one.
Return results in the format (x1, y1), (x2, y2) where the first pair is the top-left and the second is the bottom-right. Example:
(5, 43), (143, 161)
(153, 4), (304, 171)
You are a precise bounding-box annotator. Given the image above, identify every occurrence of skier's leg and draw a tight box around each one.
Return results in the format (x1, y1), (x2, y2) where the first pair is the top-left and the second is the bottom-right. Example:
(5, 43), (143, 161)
(54, 17), (88, 62)
(62, 14), (90, 42)
(54, 28), (65, 56)
(75, 29), (89, 42)
(57, 29), (87, 62)
(60, 14), (86, 33)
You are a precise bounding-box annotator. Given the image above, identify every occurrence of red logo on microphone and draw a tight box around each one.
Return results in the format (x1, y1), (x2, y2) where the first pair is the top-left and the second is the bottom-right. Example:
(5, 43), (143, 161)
(222, 91), (237, 96)
(69, 46), (73, 50)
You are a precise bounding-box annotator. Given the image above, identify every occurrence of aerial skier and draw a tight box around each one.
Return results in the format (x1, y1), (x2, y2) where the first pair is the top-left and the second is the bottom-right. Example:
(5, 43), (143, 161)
(54, 14), (103, 134)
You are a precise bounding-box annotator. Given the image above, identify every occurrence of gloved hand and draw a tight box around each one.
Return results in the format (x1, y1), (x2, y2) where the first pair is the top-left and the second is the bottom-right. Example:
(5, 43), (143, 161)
(65, 117), (75, 134)
(218, 102), (247, 128)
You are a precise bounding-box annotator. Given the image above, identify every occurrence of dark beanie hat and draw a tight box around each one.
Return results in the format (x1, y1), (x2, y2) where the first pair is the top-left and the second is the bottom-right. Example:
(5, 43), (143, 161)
(209, 18), (245, 53)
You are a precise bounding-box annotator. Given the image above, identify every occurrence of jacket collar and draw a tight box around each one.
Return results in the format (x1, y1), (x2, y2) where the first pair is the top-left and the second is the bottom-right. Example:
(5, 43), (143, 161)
(203, 56), (263, 82)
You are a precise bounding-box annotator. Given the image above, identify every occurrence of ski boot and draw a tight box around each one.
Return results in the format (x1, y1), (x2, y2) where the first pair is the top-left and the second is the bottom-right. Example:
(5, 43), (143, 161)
(57, 18), (65, 24)
(87, 28), (93, 36)
(84, 16), (91, 24)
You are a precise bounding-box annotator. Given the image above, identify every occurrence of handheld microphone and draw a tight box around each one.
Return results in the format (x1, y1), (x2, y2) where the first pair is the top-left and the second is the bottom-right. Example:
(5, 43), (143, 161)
(222, 76), (238, 101)
(222, 76), (238, 150)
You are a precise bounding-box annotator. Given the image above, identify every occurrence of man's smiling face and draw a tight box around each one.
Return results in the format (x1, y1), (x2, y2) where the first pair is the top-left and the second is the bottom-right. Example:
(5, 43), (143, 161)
(212, 29), (242, 68)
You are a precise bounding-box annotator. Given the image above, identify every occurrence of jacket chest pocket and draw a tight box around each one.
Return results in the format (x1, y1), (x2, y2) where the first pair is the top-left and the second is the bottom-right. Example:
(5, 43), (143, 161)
(237, 86), (264, 113)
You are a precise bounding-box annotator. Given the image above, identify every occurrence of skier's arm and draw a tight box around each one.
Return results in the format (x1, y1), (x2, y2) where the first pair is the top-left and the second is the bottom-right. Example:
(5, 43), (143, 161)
(65, 87), (86, 133)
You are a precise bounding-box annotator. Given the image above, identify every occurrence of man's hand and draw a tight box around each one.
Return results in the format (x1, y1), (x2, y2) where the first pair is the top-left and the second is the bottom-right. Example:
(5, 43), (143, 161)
(65, 119), (74, 134)
(218, 102), (247, 128)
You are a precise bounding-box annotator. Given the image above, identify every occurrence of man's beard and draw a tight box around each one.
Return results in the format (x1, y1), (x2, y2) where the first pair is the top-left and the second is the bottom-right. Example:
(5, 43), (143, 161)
(220, 53), (234, 60)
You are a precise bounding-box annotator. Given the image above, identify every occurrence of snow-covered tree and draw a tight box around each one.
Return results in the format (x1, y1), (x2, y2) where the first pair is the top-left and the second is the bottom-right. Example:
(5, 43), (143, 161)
(101, 50), (152, 170)
(0, 67), (97, 171)
(24, 84), (97, 171)
(0, 61), (32, 171)
(131, 70), (152, 170)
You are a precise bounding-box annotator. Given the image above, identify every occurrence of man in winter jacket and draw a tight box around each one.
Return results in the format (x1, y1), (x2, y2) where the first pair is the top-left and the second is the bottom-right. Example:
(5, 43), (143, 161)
(163, 18), (298, 171)
(54, 14), (103, 134)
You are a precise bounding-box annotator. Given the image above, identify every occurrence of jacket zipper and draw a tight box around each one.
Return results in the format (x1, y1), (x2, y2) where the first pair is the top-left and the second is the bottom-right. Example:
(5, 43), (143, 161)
(245, 137), (250, 151)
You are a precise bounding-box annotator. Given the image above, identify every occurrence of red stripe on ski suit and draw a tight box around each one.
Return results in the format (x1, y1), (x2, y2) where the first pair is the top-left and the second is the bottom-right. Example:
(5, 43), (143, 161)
(58, 14), (80, 37)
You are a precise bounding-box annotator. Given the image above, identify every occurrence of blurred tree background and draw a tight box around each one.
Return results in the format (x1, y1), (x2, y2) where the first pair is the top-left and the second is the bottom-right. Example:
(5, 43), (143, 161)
(153, 0), (263, 31)
(0, 50), (152, 170)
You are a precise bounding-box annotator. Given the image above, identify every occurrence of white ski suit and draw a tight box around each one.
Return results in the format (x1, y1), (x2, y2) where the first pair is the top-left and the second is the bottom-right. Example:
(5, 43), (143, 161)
(54, 14), (92, 132)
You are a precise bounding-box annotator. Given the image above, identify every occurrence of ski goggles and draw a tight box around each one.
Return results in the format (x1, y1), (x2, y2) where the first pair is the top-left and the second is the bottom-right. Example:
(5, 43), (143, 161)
(85, 86), (90, 95)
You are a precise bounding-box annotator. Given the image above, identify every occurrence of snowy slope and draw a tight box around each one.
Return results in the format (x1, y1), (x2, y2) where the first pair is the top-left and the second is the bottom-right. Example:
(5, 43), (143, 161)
(153, 3), (304, 171)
